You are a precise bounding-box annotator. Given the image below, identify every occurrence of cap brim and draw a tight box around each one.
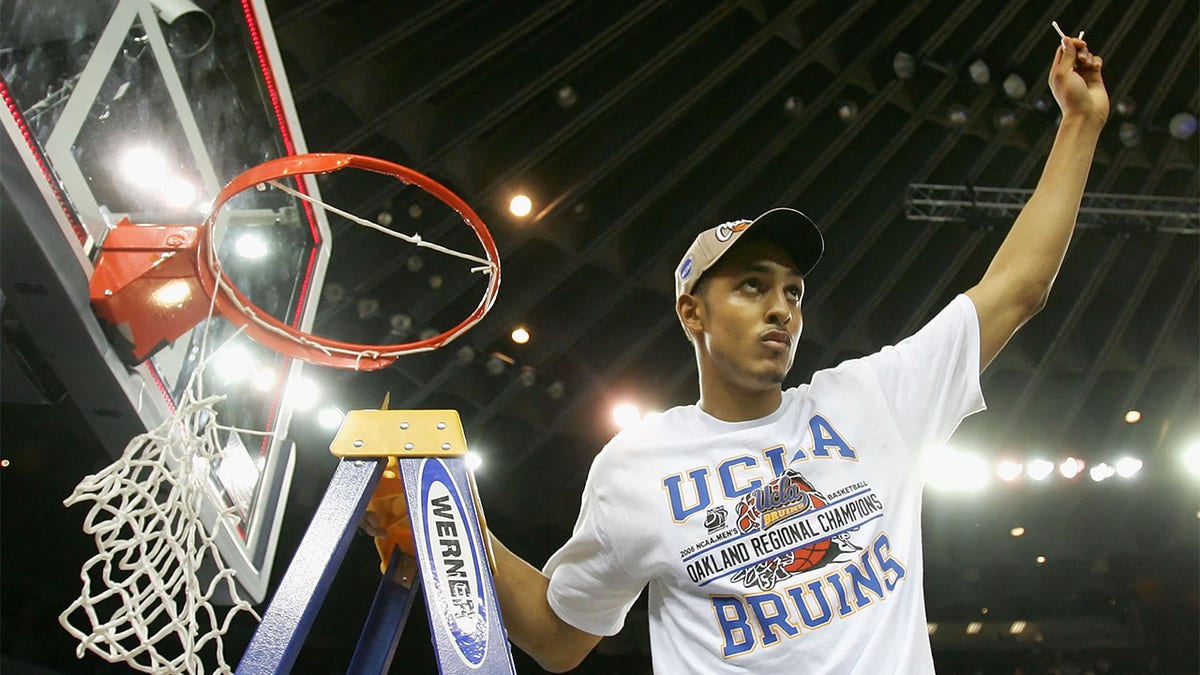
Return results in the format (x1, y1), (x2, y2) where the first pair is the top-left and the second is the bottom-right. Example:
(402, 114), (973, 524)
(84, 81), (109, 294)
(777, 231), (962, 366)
(740, 207), (824, 277)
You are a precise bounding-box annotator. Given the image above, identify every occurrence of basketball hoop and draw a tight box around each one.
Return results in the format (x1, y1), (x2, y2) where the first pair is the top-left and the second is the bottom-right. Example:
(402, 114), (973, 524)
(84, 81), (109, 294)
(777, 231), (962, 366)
(64, 153), (504, 673)
(197, 153), (501, 371)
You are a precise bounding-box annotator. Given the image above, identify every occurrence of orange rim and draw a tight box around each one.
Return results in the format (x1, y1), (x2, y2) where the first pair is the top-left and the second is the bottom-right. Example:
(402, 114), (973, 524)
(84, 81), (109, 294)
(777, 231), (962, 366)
(196, 153), (500, 370)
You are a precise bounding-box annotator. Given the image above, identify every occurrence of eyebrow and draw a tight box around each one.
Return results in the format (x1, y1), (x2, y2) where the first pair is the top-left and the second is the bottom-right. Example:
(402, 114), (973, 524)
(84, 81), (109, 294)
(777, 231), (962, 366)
(742, 261), (804, 280)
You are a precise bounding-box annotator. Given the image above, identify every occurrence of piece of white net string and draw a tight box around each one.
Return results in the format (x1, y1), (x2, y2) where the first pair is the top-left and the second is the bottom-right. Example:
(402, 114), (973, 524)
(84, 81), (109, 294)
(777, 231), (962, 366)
(265, 178), (495, 274)
(60, 318), (274, 673)
(202, 177), (496, 360)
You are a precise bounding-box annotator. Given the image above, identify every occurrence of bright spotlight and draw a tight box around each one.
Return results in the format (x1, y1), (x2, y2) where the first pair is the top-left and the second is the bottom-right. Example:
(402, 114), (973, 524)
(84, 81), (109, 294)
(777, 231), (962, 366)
(1035, 555), (1047, 564)
(1124, 409), (1142, 424)
(922, 447), (989, 493)
(965, 622), (982, 635)
(1090, 462), (1116, 482)
(162, 175), (198, 209)
(235, 233), (269, 259)
(1183, 441), (1200, 478)
(120, 145), (168, 187)
(509, 195), (533, 217)
(613, 402), (641, 429)
(466, 451), (483, 471)
(1059, 457), (1085, 479)
(289, 377), (320, 411)
(997, 460), (1023, 482)
(1010, 526), (1026, 537)
(1115, 456), (1143, 478)
(213, 344), (255, 382)
(1026, 458), (1055, 481)
(251, 367), (276, 392)
(511, 327), (530, 344)
(317, 406), (344, 430)
(1009, 621), (1027, 634)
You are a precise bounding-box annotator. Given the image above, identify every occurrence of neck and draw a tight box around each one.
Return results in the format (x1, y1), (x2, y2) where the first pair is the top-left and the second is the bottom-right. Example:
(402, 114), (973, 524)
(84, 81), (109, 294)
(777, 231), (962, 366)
(697, 374), (783, 422)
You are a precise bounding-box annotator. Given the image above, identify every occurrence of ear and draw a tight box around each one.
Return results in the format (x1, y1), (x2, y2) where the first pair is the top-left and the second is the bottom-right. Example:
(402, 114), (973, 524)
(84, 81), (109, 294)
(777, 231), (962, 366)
(677, 292), (705, 338)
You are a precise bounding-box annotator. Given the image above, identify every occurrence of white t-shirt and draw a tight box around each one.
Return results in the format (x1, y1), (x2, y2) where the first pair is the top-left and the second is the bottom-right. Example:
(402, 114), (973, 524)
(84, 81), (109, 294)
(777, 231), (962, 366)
(544, 294), (986, 673)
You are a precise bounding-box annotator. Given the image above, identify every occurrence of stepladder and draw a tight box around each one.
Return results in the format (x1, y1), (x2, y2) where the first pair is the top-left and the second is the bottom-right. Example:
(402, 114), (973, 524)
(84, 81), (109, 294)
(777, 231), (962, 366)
(236, 407), (517, 674)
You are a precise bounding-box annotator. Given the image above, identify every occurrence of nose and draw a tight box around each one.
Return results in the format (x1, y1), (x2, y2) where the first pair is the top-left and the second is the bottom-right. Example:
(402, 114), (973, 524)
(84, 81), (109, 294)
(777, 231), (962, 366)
(766, 291), (793, 327)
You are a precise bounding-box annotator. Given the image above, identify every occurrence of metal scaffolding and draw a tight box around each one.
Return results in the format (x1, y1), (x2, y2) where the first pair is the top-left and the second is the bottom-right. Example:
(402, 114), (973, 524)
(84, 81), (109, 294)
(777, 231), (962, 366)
(906, 184), (1199, 234)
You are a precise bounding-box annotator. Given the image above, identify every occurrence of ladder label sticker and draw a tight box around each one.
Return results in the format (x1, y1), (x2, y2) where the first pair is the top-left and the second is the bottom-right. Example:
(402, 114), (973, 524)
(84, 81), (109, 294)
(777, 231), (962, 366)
(419, 458), (490, 667)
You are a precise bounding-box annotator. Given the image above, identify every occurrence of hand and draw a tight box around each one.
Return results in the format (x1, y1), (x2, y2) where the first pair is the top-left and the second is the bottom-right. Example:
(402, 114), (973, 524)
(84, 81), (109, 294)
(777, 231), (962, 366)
(1050, 37), (1109, 126)
(362, 457), (418, 575)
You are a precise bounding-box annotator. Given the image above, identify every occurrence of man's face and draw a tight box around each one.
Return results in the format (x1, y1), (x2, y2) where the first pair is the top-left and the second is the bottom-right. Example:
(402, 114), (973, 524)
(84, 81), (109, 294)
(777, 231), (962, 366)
(689, 238), (804, 391)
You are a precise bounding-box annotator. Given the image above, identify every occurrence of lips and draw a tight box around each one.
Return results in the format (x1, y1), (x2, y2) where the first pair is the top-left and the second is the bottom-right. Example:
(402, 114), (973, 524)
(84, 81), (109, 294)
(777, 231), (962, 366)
(760, 329), (792, 350)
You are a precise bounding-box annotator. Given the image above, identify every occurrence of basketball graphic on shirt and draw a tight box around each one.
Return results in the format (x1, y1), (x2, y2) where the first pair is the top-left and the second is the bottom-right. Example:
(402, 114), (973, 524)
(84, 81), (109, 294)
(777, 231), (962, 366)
(732, 468), (854, 581)
(769, 471), (840, 575)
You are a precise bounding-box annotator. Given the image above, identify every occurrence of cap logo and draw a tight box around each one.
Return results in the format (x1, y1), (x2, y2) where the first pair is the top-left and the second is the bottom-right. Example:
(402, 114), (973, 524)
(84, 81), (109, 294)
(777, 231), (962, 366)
(679, 256), (694, 281)
(715, 220), (752, 242)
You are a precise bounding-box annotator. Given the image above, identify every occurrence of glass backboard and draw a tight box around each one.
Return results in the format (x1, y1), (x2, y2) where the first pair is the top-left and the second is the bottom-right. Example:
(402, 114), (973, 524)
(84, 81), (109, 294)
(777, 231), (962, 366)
(0, 0), (328, 602)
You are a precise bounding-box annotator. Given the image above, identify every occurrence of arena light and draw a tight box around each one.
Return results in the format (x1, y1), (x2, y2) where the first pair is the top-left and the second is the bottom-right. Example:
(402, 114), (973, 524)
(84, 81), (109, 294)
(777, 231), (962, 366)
(162, 175), (198, 209)
(511, 326), (530, 344)
(1090, 462), (1116, 482)
(317, 406), (344, 430)
(289, 377), (319, 411)
(1118, 122), (1142, 147)
(1168, 112), (1198, 140)
(235, 233), (269, 259)
(1115, 456), (1143, 478)
(837, 100), (859, 122)
(213, 343), (255, 382)
(1002, 73), (1027, 99)
(1059, 457), (1085, 479)
(251, 367), (276, 392)
(1183, 440), (1200, 478)
(922, 446), (989, 493)
(120, 145), (169, 187)
(968, 58), (990, 85)
(965, 622), (982, 635)
(613, 402), (642, 429)
(1026, 458), (1055, 481)
(1010, 526), (1026, 537)
(466, 451), (484, 471)
(1009, 620), (1027, 634)
(892, 52), (916, 79)
(946, 104), (969, 126)
(1035, 555), (1047, 565)
(997, 460), (1023, 482)
(509, 194), (533, 217)
(1124, 409), (1142, 424)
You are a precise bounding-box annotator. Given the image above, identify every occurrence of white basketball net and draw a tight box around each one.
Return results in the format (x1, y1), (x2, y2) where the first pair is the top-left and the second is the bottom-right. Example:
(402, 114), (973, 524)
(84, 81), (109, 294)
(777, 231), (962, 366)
(59, 386), (259, 674)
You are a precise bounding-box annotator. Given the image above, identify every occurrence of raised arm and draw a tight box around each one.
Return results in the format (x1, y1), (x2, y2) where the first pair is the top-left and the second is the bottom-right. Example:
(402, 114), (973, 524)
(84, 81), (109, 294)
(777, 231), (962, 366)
(489, 534), (603, 672)
(965, 34), (1109, 371)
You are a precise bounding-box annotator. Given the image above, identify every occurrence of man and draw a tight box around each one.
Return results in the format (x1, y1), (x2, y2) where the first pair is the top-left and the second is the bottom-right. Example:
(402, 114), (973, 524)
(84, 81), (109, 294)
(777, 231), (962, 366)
(489, 34), (1107, 672)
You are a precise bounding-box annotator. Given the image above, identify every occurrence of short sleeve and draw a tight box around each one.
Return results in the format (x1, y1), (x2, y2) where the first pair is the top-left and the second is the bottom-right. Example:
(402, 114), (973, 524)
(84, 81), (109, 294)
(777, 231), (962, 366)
(861, 294), (986, 453)
(542, 456), (645, 637)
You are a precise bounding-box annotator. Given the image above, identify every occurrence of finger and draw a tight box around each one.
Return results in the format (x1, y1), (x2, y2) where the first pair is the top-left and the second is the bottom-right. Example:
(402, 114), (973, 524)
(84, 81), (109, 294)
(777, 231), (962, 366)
(1054, 37), (1077, 76)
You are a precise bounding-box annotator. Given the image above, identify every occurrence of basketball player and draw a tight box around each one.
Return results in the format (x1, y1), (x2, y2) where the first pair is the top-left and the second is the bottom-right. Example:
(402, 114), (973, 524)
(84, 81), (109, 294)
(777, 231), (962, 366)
(487, 35), (1108, 672)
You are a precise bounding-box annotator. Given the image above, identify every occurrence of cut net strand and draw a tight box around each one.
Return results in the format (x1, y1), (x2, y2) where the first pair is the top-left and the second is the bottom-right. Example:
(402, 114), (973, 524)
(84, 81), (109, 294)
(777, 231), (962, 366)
(265, 178), (496, 272)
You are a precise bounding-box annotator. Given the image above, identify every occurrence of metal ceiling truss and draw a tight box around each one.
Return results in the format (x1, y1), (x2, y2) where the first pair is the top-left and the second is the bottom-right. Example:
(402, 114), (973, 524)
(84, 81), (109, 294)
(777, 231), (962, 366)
(906, 185), (1199, 234)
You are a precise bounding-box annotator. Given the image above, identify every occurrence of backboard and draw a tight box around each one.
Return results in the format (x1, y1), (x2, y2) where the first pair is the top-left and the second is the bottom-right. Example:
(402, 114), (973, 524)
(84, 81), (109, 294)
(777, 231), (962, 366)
(0, 0), (328, 602)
